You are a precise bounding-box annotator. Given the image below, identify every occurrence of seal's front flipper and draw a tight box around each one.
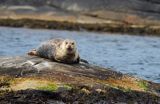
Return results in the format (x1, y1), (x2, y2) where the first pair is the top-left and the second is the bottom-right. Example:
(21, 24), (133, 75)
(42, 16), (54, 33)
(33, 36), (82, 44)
(80, 59), (89, 64)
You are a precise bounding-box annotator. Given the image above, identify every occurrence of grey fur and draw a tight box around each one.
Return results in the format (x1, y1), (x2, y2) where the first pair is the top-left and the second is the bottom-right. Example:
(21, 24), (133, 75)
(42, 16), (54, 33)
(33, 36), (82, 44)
(36, 39), (62, 60)
(31, 38), (80, 64)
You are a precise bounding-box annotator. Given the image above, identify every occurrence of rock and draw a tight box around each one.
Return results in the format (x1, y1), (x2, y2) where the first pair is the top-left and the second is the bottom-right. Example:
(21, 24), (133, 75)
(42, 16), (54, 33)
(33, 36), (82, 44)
(1, 0), (160, 21)
(1, 0), (160, 35)
(0, 56), (159, 103)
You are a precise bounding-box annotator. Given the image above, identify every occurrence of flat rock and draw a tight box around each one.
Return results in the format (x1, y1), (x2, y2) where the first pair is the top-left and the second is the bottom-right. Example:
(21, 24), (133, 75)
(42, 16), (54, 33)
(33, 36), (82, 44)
(0, 56), (159, 103)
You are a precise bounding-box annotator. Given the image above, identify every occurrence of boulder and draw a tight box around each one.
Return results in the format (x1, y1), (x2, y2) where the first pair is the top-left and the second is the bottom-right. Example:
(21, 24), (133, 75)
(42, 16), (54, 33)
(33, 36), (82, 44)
(0, 56), (159, 103)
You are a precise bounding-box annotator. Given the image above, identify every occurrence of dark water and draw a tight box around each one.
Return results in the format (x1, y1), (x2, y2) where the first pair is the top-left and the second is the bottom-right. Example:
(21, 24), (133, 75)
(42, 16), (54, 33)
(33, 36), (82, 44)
(0, 27), (160, 83)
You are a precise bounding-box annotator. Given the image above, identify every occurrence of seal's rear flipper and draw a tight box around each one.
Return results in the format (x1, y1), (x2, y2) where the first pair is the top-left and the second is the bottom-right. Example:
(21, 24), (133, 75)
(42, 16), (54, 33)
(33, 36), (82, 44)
(27, 49), (37, 56)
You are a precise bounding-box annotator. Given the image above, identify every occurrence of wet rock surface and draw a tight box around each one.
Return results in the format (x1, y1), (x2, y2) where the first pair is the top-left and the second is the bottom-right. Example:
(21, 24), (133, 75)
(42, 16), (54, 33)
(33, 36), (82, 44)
(0, 56), (159, 103)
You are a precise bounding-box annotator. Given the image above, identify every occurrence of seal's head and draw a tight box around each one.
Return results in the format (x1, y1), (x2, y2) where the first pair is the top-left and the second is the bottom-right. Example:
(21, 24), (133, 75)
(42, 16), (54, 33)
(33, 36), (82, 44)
(61, 39), (77, 54)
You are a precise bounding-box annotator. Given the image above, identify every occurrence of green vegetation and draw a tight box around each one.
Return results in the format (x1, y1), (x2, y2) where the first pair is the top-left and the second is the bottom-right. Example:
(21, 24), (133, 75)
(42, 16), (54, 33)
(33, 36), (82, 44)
(37, 83), (58, 92)
(62, 84), (72, 90)
(138, 81), (148, 91)
(117, 86), (132, 92)
(36, 83), (72, 92)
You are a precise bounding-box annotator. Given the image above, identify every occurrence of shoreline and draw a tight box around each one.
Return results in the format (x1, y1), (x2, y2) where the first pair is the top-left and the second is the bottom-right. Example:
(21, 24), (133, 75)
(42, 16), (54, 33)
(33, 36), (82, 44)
(0, 18), (160, 36)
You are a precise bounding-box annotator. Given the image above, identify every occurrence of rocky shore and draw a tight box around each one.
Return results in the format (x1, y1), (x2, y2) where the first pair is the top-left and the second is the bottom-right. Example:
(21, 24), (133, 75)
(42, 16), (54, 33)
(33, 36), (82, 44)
(0, 0), (160, 35)
(1, 18), (160, 36)
(0, 56), (159, 103)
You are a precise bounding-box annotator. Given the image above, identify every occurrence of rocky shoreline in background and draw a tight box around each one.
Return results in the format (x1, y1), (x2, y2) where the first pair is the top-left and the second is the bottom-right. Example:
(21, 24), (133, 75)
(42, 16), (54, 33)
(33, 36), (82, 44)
(0, 18), (160, 36)
(0, 56), (159, 103)
(1, 0), (160, 35)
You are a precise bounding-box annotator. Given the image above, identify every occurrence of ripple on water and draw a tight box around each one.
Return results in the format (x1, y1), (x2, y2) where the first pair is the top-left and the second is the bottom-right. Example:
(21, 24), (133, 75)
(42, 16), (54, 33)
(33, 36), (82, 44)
(0, 27), (160, 83)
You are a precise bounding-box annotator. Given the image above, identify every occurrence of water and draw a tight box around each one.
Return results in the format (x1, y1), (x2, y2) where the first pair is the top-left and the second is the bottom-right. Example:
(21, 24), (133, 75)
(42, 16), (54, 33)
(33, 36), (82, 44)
(0, 27), (160, 83)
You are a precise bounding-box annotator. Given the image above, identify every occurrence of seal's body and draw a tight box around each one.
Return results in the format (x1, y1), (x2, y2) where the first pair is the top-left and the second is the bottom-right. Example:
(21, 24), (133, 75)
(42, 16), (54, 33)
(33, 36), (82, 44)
(28, 38), (80, 64)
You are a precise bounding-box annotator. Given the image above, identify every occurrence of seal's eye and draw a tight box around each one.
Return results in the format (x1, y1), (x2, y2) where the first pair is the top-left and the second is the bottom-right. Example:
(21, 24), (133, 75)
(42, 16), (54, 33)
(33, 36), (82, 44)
(71, 42), (74, 45)
(65, 42), (68, 44)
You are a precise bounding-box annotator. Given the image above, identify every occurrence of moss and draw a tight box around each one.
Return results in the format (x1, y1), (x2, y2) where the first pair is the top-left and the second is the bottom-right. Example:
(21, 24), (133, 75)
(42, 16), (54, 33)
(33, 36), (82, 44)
(62, 84), (72, 90)
(116, 86), (132, 92)
(138, 81), (148, 91)
(37, 83), (58, 92)
(36, 83), (72, 92)
(124, 87), (132, 92)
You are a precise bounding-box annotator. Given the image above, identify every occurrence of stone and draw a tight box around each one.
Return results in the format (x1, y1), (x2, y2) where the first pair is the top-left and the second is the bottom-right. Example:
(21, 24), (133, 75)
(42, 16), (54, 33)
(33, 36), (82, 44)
(0, 56), (159, 103)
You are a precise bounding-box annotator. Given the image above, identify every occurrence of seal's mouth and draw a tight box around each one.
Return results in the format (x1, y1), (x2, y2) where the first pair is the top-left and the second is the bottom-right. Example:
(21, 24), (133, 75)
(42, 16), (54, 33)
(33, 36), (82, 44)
(67, 47), (73, 51)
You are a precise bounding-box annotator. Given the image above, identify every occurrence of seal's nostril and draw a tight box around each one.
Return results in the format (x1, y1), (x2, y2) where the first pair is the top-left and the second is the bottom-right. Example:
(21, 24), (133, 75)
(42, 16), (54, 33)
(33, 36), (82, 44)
(68, 45), (71, 48)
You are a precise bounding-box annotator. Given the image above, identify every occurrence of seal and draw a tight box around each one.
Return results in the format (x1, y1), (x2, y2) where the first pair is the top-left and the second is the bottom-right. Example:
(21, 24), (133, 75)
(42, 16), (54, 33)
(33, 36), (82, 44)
(28, 38), (81, 64)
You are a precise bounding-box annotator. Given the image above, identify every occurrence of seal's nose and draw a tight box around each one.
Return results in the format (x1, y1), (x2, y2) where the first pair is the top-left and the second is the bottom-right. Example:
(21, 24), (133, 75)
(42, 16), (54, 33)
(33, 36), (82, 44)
(67, 45), (72, 51)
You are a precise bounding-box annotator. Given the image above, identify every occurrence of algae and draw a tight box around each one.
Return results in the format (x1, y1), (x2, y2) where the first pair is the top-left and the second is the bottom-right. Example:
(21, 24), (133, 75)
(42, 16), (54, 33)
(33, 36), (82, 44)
(37, 83), (58, 92)
(138, 81), (148, 91)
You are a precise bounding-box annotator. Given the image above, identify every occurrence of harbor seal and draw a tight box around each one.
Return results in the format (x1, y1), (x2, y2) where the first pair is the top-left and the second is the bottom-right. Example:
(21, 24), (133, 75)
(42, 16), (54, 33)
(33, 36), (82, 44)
(28, 38), (86, 64)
